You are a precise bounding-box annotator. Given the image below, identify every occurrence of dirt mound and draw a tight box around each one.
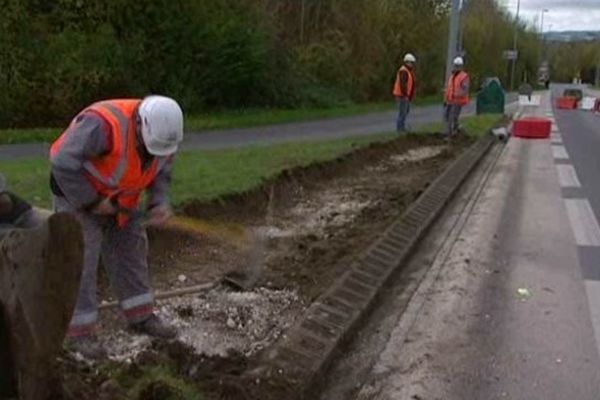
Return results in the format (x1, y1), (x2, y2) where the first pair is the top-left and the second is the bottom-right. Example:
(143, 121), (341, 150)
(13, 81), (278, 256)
(59, 133), (473, 400)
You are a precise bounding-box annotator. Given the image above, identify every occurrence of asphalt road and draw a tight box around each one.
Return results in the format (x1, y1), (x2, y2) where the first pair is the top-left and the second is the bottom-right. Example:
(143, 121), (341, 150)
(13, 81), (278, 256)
(0, 95), (517, 161)
(552, 84), (600, 282)
(347, 89), (600, 400)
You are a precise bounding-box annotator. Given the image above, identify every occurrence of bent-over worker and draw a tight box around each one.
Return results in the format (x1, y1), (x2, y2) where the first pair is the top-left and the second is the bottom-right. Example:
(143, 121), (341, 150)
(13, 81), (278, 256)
(49, 96), (184, 358)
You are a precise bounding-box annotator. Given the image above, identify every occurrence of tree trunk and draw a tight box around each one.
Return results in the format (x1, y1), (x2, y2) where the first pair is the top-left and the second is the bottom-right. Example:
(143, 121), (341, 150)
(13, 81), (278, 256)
(0, 213), (83, 400)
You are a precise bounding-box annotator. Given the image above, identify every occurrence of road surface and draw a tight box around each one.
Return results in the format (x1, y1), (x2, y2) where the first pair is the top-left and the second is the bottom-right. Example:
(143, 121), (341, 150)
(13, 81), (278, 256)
(0, 95), (517, 161)
(322, 87), (600, 400)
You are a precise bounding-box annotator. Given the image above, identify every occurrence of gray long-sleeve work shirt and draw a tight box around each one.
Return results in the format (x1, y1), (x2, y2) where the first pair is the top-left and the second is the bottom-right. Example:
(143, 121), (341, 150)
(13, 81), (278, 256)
(50, 112), (173, 211)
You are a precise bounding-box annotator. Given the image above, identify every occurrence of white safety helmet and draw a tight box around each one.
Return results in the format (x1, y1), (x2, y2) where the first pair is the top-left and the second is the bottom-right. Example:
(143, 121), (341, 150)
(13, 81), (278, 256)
(404, 53), (417, 63)
(138, 95), (184, 156)
(453, 56), (464, 66)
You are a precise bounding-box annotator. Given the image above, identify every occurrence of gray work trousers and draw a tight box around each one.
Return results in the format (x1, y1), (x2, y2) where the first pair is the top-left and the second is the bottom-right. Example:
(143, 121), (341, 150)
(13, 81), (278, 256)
(396, 97), (411, 132)
(444, 103), (463, 136)
(54, 196), (153, 337)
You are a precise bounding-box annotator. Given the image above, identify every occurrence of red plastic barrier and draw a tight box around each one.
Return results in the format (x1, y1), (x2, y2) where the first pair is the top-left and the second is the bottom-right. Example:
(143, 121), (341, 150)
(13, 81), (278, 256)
(513, 117), (552, 139)
(557, 97), (578, 109)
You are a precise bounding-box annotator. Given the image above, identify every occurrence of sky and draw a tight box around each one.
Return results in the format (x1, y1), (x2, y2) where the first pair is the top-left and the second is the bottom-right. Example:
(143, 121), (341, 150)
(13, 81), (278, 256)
(502, 0), (600, 32)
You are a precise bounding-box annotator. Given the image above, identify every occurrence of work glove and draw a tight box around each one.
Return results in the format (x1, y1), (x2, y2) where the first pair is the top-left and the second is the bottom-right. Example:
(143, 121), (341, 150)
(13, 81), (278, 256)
(146, 204), (173, 227)
(91, 197), (118, 216)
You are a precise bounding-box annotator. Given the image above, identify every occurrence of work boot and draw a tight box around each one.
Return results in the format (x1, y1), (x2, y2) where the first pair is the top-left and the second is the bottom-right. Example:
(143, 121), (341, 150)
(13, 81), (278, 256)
(129, 314), (177, 339)
(65, 335), (108, 360)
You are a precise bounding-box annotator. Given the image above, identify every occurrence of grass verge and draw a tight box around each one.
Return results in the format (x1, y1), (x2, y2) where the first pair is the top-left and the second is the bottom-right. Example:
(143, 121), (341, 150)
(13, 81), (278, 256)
(0, 97), (439, 145)
(0, 113), (501, 210)
(1, 133), (394, 209)
(415, 113), (502, 137)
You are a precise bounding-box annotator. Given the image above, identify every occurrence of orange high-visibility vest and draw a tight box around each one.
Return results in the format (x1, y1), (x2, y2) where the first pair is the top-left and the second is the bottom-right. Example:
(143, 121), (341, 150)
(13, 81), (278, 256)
(393, 65), (416, 100)
(446, 71), (470, 106)
(50, 99), (167, 227)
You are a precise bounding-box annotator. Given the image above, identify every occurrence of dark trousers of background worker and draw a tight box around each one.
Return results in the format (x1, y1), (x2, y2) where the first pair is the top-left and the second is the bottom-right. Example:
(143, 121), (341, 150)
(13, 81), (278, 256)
(444, 103), (463, 137)
(54, 196), (154, 337)
(396, 97), (411, 133)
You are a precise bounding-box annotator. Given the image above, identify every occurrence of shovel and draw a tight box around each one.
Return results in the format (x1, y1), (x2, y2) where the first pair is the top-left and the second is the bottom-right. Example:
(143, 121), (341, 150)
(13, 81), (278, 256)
(115, 205), (265, 291)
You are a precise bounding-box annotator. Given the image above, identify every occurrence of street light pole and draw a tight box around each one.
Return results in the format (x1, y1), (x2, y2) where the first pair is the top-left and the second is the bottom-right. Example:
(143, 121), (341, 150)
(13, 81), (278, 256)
(510, 0), (521, 91)
(445, 0), (461, 85)
(540, 8), (548, 35)
(540, 9), (549, 63)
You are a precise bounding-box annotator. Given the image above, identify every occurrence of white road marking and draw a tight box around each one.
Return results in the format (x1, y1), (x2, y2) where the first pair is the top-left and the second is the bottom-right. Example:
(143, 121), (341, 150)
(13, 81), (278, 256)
(556, 164), (581, 188)
(552, 145), (569, 160)
(584, 280), (600, 358)
(565, 199), (600, 246)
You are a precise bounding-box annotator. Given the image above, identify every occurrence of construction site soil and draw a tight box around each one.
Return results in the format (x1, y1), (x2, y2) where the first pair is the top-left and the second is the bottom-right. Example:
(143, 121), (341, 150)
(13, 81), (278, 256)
(56, 134), (472, 400)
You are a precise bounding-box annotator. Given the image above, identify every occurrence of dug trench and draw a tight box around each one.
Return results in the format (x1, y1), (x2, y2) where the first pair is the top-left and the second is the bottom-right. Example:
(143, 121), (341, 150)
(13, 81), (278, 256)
(56, 133), (473, 400)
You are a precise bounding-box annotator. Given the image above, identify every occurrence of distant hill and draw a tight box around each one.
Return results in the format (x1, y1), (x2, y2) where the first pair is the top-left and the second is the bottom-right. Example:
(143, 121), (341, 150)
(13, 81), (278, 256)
(544, 31), (600, 42)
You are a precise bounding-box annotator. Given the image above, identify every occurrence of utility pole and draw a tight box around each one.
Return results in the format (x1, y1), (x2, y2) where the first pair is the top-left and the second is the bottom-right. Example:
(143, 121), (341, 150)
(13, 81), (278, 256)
(510, 0), (521, 91)
(445, 0), (461, 85)
(457, 0), (467, 53)
(300, 0), (305, 44)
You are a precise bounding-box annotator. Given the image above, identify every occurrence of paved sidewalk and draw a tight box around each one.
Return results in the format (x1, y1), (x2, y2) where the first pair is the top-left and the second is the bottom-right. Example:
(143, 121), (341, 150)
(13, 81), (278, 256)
(356, 91), (600, 400)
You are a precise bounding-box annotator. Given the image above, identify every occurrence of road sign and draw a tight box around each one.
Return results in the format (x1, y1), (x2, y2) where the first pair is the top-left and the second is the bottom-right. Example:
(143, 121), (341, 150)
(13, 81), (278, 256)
(503, 50), (518, 60)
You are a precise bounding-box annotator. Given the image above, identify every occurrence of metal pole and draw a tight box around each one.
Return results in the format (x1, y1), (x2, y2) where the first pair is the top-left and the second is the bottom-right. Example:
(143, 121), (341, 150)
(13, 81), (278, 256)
(457, 0), (466, 53)
(510, 0), (521, 91)
(540, 9), (549, 37)
(540, 9), (548, 62)
(445, 0), (461, 85)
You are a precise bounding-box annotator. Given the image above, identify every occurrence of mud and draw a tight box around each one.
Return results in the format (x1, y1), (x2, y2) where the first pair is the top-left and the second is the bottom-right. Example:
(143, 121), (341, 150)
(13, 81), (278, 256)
(57, 134), (472, 400)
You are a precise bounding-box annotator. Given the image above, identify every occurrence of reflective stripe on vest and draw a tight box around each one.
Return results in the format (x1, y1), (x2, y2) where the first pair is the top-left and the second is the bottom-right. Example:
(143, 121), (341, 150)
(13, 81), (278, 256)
(393, 66), (415, 98)
(51, 99), (167, 227)
(82, 102), (130, 188)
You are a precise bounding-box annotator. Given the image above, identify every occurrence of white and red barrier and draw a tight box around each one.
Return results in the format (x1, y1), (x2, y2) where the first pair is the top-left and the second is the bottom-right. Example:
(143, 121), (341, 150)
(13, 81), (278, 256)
(518, 95), (541, 106)
(579, 97), (596, 111)
(557, 97), (578, 110)
(513, 117), (552, 139)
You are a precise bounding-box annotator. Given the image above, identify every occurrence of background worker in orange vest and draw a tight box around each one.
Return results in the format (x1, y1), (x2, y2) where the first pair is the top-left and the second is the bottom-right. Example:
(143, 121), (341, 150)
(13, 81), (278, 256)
(444, 56), (470, 138)
(393, 53), (417, 133)
(50, 96), (184, 359)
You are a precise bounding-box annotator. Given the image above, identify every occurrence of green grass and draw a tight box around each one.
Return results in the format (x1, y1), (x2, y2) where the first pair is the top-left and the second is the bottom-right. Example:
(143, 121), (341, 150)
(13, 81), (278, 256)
(92, 362), (202, 400)
(0, 97), (440, 145)
(186, 95), (438, 131)
(415, 113), (503, 136)
(121, 365), (201, 400)
(0, 133), (395, 209)
(0, 112), (501, 210)
(460, 114), (504, 136)
(0, 127), (61, 145)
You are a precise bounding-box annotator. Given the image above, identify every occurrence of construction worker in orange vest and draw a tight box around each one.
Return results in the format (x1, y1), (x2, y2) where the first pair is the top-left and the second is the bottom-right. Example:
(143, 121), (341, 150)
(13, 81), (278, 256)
(444, 56), (470, 138)
(49, 96), (184, 359)
(393, 53), (417, 133)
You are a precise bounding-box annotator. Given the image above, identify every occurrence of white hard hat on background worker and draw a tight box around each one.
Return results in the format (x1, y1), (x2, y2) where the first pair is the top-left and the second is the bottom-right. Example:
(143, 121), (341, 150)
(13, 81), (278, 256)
(453, 56), (464, 66)
(404, 53), (417, 63)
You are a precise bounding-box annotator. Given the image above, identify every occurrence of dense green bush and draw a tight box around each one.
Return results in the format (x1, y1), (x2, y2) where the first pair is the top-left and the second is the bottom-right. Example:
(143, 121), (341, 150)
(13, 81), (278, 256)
(0, 0), (543, 128)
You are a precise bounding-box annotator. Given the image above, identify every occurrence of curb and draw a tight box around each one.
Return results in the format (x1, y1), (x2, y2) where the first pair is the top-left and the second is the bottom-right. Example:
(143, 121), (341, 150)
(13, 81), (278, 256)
(256, 133), (497, 397)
